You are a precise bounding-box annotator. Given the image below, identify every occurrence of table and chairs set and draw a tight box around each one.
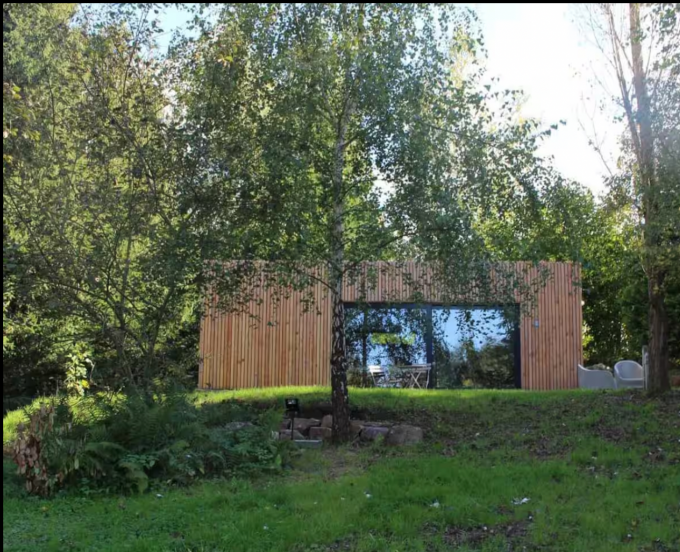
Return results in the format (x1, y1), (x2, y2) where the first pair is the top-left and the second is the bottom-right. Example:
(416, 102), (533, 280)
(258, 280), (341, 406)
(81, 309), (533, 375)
(367, 364), (432, 389)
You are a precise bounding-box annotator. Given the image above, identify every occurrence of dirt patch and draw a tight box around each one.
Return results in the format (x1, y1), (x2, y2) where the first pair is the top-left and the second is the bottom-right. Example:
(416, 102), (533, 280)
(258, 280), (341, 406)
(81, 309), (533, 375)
(637, 539), (680, 552)
(592, 424), (629, 444)
(528, 436), (570, 459)
(426, 519), (531, 549)
(653, 392), (680, 419)
(495, 504), (514, 516)
(291, 538), (355, 551)
(644, 448), (668, 464)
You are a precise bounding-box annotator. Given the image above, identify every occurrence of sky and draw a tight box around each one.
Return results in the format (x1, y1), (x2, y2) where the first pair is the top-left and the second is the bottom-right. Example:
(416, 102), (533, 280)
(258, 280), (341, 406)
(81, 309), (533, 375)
(472, 3), (620, 195)
(156, 3), (622, 197)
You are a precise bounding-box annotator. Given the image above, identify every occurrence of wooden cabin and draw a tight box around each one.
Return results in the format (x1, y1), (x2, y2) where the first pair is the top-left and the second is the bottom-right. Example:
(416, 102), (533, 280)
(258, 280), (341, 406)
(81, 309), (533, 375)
(199, 262), (583, 390)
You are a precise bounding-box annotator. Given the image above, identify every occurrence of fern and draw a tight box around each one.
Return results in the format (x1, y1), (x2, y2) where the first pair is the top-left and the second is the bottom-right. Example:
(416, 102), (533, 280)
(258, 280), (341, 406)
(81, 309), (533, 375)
(118, 459), (151, 493)
(11, 391), (288, 495)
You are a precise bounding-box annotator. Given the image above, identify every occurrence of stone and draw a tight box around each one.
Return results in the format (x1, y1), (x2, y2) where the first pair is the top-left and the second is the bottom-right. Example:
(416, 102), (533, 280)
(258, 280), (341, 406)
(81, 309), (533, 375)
(351, 420), (364, 436)
(309, 426), (333, 441)
(385, 425), (424, 446)
(280, 419), (291, 430)
(279, 429), (305, 441)
(292, 418), (321, 434)
(294, 440), (323, 449)
(360, 426), (389, 442)
(321, 414), (333, 428)
(223, 421), (254, 432)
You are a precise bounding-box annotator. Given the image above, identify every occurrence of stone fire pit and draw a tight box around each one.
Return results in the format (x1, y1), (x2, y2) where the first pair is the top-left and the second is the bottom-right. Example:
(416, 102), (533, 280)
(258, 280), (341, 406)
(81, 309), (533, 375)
(278, 415), (423, 446)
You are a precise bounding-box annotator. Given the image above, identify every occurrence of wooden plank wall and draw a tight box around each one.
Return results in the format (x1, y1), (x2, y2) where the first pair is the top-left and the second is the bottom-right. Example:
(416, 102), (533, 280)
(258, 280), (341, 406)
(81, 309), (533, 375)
(200, 280), (332, 390)
(199, 262), (582, 390)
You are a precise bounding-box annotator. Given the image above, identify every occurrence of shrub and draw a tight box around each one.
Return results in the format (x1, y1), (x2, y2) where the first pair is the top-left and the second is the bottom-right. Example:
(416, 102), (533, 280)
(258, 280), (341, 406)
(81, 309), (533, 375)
(12, 403), (57, 496)
(435, 342), (515, 389)
(347, 368), (374, 388)
(10, 393), (288, 496)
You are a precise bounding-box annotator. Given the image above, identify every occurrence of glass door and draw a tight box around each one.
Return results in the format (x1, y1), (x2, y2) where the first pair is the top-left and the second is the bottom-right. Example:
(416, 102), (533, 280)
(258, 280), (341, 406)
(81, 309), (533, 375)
(432, 307), (519, 388)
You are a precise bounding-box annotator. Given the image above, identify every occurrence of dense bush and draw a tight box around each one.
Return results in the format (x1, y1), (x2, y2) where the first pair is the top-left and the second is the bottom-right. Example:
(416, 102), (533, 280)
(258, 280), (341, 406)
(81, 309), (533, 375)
(435, 340), (515, 389)
(11, 394), (289, 496)
(347, 368), (375, 388)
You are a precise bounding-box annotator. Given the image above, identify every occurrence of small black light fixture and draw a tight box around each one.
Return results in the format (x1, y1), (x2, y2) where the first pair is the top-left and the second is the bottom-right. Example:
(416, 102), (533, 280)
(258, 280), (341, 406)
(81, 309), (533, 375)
(285, 398), (300, 441)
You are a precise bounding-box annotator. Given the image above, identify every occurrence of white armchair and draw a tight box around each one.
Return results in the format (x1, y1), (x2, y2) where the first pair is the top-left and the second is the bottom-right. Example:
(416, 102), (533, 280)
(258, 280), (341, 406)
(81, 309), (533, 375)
(578, 364), (615, 390)
(614, 361), (644, 389)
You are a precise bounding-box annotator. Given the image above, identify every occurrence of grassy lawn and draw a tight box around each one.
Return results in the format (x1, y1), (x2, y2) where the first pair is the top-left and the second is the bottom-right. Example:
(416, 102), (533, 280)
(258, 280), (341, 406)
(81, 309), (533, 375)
(3, 388), (679, 552)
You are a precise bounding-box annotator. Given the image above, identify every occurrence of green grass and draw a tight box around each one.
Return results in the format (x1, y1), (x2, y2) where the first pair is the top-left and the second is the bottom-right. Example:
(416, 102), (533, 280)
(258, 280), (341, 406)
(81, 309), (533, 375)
(4, 388), (680, 552)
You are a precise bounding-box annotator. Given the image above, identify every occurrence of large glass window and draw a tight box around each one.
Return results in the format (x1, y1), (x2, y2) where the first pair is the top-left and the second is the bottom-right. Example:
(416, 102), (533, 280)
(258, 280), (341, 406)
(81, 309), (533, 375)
(345, 304), (519, 388)
(346, 307), (428, 369)
(432, 307), (518, 389)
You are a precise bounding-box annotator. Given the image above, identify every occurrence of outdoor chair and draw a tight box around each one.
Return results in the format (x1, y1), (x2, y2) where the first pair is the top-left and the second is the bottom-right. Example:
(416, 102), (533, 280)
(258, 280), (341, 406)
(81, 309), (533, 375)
(578, 364), (615, 390)
(368, 365), (387, 387)
(383, 366), (405, 388)
(614, 360), (644, 389)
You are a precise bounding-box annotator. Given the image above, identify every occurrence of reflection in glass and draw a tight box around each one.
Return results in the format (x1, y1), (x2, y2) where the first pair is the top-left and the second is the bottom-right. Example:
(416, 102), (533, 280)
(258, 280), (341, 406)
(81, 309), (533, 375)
(345, 304), (519, 389)
(433, 308), (517, 389)
(346, 307), (427, 369)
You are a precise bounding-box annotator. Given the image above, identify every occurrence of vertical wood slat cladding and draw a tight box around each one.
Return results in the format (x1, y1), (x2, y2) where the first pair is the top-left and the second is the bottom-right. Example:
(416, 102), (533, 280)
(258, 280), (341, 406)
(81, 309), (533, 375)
(199, 262), (582, 390)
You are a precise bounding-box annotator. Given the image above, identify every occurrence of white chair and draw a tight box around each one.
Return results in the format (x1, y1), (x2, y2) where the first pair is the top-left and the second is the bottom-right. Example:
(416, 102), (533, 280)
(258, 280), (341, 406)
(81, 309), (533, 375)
(614, 361), (644, 389)
(578, 364), (615, 390)
(368, 365), (386, 386)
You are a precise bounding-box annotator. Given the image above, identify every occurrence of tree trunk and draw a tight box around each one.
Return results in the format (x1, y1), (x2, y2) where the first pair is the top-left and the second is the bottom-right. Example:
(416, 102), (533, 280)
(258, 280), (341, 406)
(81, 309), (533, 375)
(330, 190), (351, 441)
(330, 285), (351, 442)
(648, 273), (670, 393)
(628, 3), (670, 394)
(329, 94), (354, 442)
(329, 172), (351, 441)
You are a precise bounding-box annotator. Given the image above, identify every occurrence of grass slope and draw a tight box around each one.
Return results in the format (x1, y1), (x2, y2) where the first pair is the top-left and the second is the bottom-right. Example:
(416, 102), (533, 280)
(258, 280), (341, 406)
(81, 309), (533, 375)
(3, 388), (679, 552)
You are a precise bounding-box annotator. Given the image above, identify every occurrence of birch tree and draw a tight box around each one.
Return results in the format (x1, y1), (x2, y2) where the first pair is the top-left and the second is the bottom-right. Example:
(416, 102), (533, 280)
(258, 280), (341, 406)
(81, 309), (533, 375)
(178, 3), (562, 440)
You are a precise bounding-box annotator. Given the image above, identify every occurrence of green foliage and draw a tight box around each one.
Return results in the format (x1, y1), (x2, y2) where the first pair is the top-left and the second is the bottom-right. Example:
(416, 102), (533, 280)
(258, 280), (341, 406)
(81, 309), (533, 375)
(8, 393), (288, 496)
(177, 5), (566, 376)
(477, 175), (680, 369)
(63, 343), (93, 397)
(435, 341), (515, 389)
(2, 4), (232, 394)
(346, 368), (375, 388)
(3, 222), (69, 406)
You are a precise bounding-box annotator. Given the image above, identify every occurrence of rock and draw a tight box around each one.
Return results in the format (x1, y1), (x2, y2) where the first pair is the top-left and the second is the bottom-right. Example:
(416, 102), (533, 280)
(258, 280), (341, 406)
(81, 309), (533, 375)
(279, 430), (305, 441)
(385, 425), (424, 446)
(280, 419), (291, 430)
(295, 440), (323, 449)
(360, 426), (389, 442)
(292, 418), (321, 434)
(351, 420), (364, 436)
(224, 421), (254, 432)
(309, 426), (333, 441)
(321, 414), (333, 428)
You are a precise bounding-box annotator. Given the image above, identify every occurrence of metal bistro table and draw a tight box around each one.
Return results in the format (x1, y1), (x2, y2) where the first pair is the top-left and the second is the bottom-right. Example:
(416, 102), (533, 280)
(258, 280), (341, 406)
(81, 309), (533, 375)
(369, 364), (431, 389)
